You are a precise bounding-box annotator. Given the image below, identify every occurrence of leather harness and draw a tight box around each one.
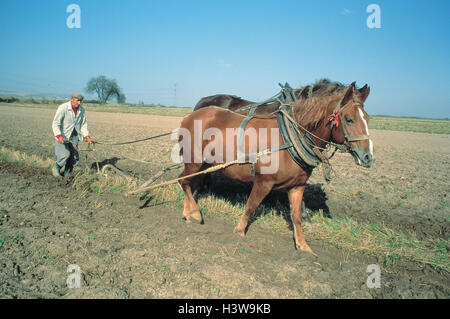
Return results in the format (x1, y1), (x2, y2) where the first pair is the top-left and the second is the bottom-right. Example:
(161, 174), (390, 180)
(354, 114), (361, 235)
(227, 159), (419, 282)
(235, 83), (370, 181)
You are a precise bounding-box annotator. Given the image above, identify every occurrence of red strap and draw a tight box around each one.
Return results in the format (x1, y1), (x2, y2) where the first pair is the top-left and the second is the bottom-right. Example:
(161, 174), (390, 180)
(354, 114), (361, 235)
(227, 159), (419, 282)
(327, 110), (339, 127)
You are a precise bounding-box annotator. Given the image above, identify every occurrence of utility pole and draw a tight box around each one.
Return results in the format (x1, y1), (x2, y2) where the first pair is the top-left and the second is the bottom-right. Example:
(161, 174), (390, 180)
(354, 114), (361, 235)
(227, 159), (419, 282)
(173, 83), (177, 106)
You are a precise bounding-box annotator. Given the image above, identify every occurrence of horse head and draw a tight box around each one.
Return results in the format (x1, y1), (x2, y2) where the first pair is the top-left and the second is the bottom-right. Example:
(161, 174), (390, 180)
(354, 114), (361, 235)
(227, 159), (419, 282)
(330, 82), (375, 168)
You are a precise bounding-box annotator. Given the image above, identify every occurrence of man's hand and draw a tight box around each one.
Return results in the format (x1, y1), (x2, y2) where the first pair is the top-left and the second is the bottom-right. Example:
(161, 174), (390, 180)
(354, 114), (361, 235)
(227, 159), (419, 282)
(57, 136), (65, 144)
(85, 136), (93, 144)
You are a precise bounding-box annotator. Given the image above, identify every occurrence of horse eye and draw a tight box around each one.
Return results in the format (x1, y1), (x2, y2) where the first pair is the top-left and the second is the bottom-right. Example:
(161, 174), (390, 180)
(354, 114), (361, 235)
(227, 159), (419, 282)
(346, 117), (354, 124)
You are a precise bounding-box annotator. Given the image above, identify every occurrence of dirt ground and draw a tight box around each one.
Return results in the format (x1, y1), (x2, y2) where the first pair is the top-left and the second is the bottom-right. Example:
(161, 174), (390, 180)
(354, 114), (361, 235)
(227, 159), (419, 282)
(0, 105), (448, 299)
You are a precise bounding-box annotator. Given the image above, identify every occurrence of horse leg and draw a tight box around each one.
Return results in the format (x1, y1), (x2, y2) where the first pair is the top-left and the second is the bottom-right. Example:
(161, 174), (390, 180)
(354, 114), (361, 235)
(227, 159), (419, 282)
(179, 164), (203, 224)
(190, 167), (211, 195)
(288, 186), (313, 253)
(234, 177), (274, 237)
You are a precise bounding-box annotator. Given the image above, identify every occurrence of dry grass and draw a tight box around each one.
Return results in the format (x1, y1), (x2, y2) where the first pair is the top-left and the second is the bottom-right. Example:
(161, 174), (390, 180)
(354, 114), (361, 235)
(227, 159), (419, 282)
(0, 146), (54, 169)
(70, 167), (138, 198)
(308, 213), (449, 272)
(0, 146), (138, 198)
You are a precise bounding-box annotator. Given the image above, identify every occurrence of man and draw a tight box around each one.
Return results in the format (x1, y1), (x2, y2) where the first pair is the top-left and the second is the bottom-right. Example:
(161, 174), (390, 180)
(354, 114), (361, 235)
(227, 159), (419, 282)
(51, 92), (93, 177)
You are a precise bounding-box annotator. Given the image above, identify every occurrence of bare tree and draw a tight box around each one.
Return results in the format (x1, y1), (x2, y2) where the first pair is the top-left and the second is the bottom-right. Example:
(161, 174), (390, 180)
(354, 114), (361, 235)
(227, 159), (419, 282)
(85, 75), (126, 104)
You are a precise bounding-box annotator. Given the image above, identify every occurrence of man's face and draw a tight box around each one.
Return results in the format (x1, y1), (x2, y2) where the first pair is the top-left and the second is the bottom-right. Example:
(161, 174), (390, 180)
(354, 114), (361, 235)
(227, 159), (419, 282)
(70, 98), (82, 108)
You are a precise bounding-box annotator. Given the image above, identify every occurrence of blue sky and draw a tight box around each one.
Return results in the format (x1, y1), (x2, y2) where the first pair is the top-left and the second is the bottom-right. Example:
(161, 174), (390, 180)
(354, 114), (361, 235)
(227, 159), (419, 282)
(0, 0), (449, 118)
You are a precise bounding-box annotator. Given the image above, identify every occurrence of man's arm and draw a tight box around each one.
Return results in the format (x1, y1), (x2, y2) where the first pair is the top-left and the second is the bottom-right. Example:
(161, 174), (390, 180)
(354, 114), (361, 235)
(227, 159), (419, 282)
(52, 105), (65, 144)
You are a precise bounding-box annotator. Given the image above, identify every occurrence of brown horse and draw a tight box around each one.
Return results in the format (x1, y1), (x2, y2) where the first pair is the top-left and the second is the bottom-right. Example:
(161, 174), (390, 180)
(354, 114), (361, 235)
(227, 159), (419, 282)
(193, 84), (311, 115)
(178, 81), (373, 254)
(192, 79), (346, 116)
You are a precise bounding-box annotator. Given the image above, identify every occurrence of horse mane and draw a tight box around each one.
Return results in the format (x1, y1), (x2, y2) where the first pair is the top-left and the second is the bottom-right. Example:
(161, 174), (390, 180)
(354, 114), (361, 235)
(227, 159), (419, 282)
(294, 78), (346, 98)
(293, 79), (350, 130)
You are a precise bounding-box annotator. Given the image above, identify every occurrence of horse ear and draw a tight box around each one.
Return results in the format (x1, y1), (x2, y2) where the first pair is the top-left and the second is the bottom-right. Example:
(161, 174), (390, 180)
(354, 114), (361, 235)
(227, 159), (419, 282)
(358, 84), (370, 102)
(341, 82), (355, 106)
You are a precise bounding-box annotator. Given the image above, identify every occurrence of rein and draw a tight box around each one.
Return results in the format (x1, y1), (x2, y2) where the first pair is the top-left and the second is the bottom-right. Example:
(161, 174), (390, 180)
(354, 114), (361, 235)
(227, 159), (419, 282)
(92, 132), (172, 146)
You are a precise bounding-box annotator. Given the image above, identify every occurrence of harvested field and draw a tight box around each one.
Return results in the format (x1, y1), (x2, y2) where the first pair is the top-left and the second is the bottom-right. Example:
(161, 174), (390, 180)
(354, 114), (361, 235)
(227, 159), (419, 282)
(0, 104), (448, 299)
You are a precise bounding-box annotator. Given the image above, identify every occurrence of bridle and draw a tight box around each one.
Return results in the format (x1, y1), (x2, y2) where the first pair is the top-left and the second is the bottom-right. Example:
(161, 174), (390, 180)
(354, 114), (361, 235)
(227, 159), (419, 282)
(327, 98), (371, 151)
(274, 95), (372, 182)
(279, 97), (370, 155)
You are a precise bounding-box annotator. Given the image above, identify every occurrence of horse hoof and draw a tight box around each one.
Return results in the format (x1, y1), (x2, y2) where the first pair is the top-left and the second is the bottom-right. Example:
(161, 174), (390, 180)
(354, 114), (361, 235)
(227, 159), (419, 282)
(298, 243), (315, 255)
(234, 227), (246, 238)
(182, 209), (190, 219)
(190, 210), (203, 224)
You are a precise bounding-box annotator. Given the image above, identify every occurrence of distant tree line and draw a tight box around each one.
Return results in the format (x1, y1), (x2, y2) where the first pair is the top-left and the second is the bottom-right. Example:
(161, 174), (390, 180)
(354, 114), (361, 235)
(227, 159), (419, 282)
(0, 96), (67, 104)
(0, 97), (19, 103)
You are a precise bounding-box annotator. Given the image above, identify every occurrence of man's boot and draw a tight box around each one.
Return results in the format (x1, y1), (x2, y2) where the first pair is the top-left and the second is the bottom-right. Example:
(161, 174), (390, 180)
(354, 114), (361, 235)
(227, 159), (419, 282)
(63, 165), (72, 178)
(52, 163), (62, 177)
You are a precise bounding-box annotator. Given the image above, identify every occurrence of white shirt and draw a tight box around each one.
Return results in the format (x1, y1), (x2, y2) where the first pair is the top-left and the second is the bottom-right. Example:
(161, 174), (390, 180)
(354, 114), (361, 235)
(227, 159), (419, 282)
(52, 101), (89, 141)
